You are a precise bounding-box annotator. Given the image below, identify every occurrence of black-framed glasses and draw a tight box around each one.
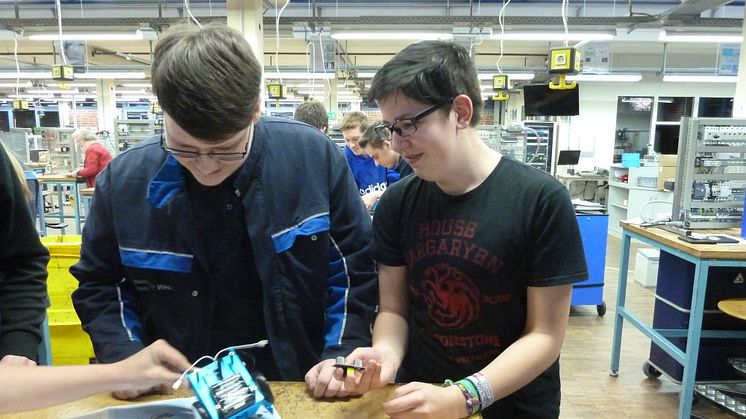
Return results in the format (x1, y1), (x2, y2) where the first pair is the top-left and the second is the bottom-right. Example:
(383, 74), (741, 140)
(374, 99), (453, 140)
(160, 125), (252, 162)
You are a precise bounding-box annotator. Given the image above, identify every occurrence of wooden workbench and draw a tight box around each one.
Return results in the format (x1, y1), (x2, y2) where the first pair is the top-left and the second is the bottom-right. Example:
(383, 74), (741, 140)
(0, 382), (400, 419)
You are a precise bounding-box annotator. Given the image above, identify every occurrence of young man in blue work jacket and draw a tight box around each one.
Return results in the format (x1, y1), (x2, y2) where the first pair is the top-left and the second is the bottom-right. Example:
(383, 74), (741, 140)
(71, 23), (377, 400)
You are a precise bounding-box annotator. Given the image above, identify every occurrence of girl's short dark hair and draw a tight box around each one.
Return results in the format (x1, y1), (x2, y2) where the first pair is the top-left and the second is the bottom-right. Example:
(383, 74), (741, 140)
(368, 41), (483, 127)
(152, 23), (262, 141)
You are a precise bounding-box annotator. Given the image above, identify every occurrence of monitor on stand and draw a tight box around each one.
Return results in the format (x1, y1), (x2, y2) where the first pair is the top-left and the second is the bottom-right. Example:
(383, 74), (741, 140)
(556, 150), (581, 175)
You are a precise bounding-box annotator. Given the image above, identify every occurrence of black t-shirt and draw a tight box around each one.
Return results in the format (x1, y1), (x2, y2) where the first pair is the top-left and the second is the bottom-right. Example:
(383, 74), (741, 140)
(371, 157), (588, 419)
(185, 170), (279, 379)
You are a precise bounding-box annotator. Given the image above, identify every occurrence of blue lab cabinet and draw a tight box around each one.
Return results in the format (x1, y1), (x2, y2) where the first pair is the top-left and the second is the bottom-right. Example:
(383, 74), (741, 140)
(571, 214), (608, 316)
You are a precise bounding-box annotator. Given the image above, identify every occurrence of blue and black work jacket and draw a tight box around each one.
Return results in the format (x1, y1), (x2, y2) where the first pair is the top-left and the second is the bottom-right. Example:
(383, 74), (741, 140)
(70, 117), (378, 379)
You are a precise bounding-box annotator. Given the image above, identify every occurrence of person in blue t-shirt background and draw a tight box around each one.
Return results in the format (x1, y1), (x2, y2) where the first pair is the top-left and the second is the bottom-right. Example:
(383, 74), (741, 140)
(340, 111), (399, 210)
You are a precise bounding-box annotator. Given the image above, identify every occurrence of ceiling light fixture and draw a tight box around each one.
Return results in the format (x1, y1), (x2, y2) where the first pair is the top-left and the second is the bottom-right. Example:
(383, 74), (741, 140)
(0, 81), (32, 88)
(28, 32), (145, 41)
(662, 75), (737, 83)
(75, 71), (147, 79)
(27, 89), (80, 94)
(0, 71), (52, 79)
(331, 31), (453, 41)
(659, 31), (742, 43)
(266, 72), (336, 80)
(478, 73), (535, 81)
(567, 74), (642, 82)
(490, 32), (614, 41)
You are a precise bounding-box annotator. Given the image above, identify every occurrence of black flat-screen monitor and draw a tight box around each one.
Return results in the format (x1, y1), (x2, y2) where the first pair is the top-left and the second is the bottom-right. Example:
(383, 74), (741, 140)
(523, 84), (580, 116)
(557, 150), (581, 165)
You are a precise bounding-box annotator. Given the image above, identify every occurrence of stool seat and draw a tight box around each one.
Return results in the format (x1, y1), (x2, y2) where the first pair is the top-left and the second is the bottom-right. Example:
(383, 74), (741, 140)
(718, 298), (746, 321)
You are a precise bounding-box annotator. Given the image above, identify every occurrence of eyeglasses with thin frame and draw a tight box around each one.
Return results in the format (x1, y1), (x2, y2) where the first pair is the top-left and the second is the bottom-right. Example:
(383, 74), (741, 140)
(160, 125), (252, 162)
(374, 99), (454, 140)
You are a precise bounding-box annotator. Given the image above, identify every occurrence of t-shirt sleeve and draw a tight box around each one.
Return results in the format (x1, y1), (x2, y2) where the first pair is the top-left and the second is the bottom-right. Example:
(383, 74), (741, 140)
(527, 186), (589, 287)
(371, 183), (407, 267)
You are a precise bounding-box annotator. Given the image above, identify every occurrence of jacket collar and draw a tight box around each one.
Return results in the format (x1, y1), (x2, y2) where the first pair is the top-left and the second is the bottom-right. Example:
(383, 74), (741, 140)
(147, 119), (266, 208)
(148, 154), (184, 209)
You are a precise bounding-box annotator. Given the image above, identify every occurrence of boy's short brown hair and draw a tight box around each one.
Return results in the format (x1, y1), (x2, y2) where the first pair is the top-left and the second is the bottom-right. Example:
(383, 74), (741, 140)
(339, 111), (370, 133)
(357, 124), (385, 149)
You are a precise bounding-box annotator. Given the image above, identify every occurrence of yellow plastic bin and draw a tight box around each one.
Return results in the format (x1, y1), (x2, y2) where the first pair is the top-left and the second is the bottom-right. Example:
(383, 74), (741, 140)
(48, 309), (95, 365)
(40, 235), (95, 365)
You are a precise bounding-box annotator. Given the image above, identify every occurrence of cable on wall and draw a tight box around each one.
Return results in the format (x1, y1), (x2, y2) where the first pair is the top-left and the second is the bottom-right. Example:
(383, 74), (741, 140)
(306, 40), (317, 98)
(56, 0), (68, 65)
(561, 0), (569, 47)
(183, 0), (202, 27)
(496, 0), (511, 73)
(274, 0), (290, 84)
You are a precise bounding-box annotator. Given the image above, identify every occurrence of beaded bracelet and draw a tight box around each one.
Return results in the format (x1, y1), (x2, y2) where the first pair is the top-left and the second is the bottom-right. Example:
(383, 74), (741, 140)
(443, 379), (481, 416)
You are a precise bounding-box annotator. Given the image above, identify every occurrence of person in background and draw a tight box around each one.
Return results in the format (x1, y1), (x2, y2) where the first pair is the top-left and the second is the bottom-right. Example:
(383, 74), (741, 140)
(0, 142), (48, 367)
(339, 111), (399, 210)
(294, 99), (329, 134)
(0, 339), (191, 414)
(70, 129), (113, 188)
(358, 124), (413, 179)
(71, 23), (377, 401)
(306, 41), (588, 419)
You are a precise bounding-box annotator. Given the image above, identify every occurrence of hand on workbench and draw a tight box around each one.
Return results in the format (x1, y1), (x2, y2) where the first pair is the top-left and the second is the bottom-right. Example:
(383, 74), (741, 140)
(110, 339), (191, 399)
(333, 347), (396, 394)
(382, 382), (469, 419)
(305, 358), (355, 398)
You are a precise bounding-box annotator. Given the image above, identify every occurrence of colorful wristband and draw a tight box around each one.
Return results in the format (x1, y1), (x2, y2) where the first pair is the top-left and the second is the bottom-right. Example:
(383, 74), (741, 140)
(468, 373), (495, 410)
(456, 379), (481, 415)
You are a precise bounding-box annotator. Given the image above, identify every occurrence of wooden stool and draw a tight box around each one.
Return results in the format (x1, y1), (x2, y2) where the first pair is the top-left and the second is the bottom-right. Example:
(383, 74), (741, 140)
(718, 298), (746, 321)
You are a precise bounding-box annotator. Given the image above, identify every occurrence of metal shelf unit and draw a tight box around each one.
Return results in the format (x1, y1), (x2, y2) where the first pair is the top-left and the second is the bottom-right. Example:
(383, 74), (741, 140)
(673, 117), (746, 229)
(45, 128), (77, 172)
(115, 119), (159, 153)
(523, 121), (556, 173)
(496, 125), (526, 162)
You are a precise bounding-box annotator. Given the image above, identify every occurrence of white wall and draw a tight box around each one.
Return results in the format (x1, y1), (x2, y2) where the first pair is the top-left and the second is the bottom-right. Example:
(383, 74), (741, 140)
(506, 78), (736, 172)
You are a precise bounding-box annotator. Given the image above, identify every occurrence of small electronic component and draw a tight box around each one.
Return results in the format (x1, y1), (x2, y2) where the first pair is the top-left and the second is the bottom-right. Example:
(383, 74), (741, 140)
(333, 356), (365, 378)
(187, 349), (275, 419)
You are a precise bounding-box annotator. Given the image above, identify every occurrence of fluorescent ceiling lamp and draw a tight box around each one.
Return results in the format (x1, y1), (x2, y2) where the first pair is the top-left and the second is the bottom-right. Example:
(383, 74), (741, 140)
(478, 73), (534, 81)
(567, 74), (642, 82)
(76, 71), (147, 79)
(659, 31), (742, 43)
(266, 72), (335, 80)
(120, 82), (152, 88)
(331, 32), (452, 41)
(10, 94), (53, 99)
(48, 82), (96, 87)
(28, 89), (80, 94)
(662, 75), (737, 83)
(0, 71), (52, 79)
(0, 81), (32, 88)
(28, 32), (144, 41)
(490, 32), (614, 41)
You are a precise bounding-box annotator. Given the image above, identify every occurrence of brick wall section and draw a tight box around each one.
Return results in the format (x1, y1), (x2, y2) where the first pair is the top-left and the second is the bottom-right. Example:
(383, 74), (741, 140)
(75, 109), (98, 130)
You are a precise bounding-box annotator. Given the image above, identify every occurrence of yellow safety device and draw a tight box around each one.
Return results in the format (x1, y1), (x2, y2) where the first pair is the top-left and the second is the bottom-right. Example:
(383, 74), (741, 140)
(52, 64), (75, 81)
(492, 74), (510, 101)
(548, 47), (581, 90)
(12, 99), (28, 110)
(267, 83), (286, 99)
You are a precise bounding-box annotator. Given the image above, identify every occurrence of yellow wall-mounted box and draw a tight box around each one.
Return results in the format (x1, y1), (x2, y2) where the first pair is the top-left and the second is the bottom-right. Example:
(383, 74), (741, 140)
(492, 74), (509, 90)
(267, 83), (286, 99)
(52, 64), (75, 81)
(549, 47), (582, 75)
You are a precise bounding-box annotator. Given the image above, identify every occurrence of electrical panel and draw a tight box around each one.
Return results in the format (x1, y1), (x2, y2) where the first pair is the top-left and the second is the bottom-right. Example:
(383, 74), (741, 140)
(496, 125), (526, 162)
(45, 128), (78, 172)
(115, 119), (159, 152)
(523, 121), (556, 173)
(672, 117), (746, 229)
